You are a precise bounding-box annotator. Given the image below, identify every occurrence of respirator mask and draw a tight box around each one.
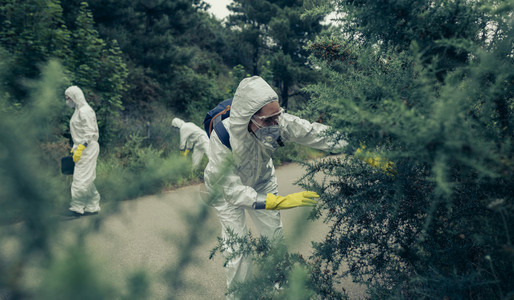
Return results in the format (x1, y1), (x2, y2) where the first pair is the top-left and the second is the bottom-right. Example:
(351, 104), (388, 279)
(251, 108), (284, 150)
(66, 97), (76, 109)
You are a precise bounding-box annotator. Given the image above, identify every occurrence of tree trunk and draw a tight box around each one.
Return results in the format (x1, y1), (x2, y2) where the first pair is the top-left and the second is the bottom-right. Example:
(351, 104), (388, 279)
(280, 80), (289, 109)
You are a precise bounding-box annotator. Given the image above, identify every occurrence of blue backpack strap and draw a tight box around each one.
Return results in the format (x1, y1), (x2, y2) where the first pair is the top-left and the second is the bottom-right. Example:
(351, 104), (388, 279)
(213, 115), (231, 150)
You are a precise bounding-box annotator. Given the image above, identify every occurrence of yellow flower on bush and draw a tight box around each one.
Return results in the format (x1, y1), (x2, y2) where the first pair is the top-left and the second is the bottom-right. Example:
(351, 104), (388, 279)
(355, 145), (397, 176)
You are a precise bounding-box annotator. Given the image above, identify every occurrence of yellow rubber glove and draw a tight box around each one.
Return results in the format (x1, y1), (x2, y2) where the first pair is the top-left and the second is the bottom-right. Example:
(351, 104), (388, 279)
(180, 149), (190, 156)
(73, 144), (86, 163)
(355, 146), (397, 176)
(265, 191), (319, 210)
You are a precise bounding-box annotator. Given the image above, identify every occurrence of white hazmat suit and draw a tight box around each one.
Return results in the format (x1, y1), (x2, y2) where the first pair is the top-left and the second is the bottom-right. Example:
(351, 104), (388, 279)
(204, 76), (347, 296)
(65, 86), (101, 214)
(171, 118), (209, 170)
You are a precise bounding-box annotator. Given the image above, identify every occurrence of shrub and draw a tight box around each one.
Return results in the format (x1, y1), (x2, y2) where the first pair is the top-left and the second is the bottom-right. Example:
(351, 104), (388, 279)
(298, 1), (514, 298)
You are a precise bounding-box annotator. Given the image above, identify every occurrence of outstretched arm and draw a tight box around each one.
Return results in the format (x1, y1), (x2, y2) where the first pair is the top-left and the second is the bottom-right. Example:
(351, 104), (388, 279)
(280, 113), (347, 152)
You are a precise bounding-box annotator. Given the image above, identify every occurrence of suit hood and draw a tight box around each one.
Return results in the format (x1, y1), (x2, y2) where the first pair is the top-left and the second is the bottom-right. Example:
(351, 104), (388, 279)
(65, 86), (88, 108)
(172, 118), (185, 128)
(229, 76), (279, 164)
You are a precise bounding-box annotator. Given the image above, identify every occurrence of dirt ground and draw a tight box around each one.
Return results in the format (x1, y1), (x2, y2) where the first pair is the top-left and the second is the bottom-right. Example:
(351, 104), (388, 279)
(12, 162), (367, 299)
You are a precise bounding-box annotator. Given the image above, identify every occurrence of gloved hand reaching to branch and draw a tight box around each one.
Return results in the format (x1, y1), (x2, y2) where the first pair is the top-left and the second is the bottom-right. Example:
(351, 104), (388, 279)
(180, 149), (190, 156)
(265, 191), (319, 210)
(72, 144), (86, 163)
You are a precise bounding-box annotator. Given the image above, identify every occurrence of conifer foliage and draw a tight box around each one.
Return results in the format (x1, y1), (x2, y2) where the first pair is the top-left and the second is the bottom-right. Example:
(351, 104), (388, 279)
(0, 0), (71, 100)
(301, 0), (513, 298)
(226, 0), (330, 109)
(0, 0), (128, 144)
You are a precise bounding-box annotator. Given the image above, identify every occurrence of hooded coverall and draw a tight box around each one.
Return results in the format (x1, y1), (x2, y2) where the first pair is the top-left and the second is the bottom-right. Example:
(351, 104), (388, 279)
(172, 118), (210, 170)
(65, 86), (101, 214)
(203, 76), (347, 295)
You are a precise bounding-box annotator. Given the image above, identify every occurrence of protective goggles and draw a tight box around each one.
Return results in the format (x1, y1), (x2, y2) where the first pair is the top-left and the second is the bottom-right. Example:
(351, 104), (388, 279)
(251, 108), (284, 128)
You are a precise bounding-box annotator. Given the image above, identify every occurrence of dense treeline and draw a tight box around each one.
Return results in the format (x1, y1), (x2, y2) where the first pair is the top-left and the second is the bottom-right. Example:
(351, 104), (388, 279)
(0, 0), (328, 145)
(1, 0), (512, 299)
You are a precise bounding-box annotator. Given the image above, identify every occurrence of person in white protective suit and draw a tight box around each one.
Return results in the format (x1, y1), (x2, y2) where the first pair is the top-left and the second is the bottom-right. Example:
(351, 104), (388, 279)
(204, 76), (347, 298)
(171, 117), (209, 170)
(63, 86), (101, 217)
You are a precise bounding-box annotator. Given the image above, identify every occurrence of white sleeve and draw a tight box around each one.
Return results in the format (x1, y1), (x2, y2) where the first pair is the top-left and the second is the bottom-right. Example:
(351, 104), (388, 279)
(181, 124), (201, 150)
(280, 113), (347, 152)
(80, 108), (99, 145)
(179, 127), (189, 150)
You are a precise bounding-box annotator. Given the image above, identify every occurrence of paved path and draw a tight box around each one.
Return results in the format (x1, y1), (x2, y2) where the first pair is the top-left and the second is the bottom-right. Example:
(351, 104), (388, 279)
(51, 162), (366, 299)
